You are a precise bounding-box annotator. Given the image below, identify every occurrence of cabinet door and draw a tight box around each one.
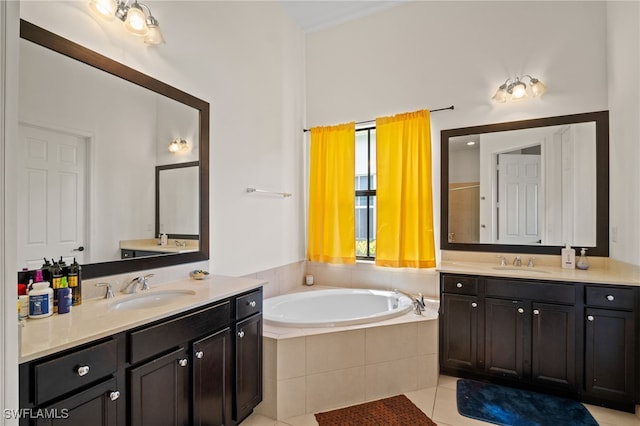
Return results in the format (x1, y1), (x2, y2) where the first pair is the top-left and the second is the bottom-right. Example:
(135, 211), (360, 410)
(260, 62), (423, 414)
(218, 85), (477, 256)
(129, 347), (189, 426)
(440, 294), (479, 371)
(531, 302), (576, 389)
(585, 308), (636, 403)
(234, 314), (263, 423)
(193, 328), (232, 426)
(484, 298), (528, 379)
(35, 378), (119, 426)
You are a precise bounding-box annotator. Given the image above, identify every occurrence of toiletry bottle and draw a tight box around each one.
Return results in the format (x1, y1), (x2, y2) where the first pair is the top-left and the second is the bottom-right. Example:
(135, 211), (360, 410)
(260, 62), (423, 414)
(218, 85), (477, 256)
(50, 260), (63, 313)
(160, 233), (168, 246)
(18, 283), (29, 320)
(561, 243), (575, 269)
(29, 280), (53, 318)
(58, 277), (72, 314)
(577, 248), (589, 270)
(68, 258), (82, 305)
(41, 258), (52, 283)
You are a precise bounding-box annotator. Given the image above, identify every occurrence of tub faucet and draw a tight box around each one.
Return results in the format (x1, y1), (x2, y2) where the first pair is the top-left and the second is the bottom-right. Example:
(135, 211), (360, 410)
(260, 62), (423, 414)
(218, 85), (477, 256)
(394, 289), (425, 315)
(513, 256), (522, 267)
(122, 273), (155, 294)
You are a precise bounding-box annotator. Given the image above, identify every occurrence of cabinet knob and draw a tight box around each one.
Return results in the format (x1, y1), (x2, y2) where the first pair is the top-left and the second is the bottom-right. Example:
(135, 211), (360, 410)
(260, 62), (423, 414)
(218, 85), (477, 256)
(195, 351), (204, 359)
(238, 330), (245, 339)
(248, 300), (257, 308)
(606, 295), (615, 301)
(471, 302), (478, 308)
(109, 391), (120, 401)
(517, 308), (525, 314)
(178, 358), (188, 367)
(533, 309), (540, 315)
(77, 365), (90, 377)
(587, 315), (595, 322)
(456, 282), (463, 288)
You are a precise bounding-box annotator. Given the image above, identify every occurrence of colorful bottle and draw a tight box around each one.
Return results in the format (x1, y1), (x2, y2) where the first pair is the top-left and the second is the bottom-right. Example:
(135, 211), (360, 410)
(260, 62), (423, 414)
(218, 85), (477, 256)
(58, 277), (72, 314)
(50, 260), (63, 313)
(68, 258), (82, 306)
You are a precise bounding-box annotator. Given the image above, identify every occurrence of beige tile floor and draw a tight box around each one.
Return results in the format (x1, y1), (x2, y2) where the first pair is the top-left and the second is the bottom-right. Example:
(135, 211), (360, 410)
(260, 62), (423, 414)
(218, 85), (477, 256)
(242, 375), (640, 426)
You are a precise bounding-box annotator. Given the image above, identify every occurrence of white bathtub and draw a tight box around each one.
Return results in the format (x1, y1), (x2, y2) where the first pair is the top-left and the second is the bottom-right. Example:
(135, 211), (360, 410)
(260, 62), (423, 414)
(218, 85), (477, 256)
(263, 288), (418, 327)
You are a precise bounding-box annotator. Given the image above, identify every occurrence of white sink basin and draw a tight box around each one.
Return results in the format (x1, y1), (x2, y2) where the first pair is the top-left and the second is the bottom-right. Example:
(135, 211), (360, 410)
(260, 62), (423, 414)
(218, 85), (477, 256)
(492, 266), (550, 274)
(110, 289), (197, 311)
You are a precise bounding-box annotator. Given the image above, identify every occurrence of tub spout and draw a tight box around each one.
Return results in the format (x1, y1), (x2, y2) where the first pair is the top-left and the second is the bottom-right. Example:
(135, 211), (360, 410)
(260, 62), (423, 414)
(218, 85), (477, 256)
(394, 289), (425, 315)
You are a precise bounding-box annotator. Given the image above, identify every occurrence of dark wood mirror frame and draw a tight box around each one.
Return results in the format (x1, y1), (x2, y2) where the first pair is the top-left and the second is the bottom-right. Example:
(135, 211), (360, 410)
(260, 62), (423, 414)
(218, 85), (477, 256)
(20, 20), (210, 278)
(440, 110), (609, 256)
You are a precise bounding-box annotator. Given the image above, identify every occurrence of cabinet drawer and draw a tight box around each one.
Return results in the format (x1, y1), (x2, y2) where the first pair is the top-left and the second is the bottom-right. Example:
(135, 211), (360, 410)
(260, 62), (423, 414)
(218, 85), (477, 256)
(33, 338), (117, 405)
(236, 288), (262, 320)
(129, 301), (230, 364)
(585, 286), (634, 310)
(485, 279), (575, 305)
(442, 275), (478, 295)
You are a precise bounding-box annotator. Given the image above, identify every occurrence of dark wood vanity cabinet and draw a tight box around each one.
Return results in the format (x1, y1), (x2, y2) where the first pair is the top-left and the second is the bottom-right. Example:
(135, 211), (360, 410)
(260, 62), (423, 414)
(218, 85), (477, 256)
(584, 285), (636, 406)
(440, 273), (638, 412)
(19, 288), (263, 426)
(440, 276), (480, 372)
(234, 289), (263, 424)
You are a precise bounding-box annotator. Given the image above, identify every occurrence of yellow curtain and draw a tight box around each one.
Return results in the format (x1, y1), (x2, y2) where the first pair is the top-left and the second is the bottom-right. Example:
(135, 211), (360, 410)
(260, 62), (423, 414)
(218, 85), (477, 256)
(307, 122), (356, 264)
(375, 110), (436, 268)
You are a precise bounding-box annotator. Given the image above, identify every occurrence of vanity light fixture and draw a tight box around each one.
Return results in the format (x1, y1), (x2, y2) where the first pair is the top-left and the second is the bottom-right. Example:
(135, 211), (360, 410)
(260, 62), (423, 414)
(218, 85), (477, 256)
(168, 138), (189, 153)
(88, 0), (165, 45)
(491, 75), (547, 103)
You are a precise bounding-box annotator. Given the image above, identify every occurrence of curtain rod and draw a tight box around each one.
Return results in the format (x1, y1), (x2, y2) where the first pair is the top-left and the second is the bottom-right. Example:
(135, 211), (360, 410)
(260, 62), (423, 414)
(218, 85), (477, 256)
(302, 105), (455, 133)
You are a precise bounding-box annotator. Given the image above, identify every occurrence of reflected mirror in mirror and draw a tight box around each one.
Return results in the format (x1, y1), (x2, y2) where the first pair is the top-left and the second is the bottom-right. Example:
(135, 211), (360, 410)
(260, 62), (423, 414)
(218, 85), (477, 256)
(441, 111), (609, 256)
(18, 20), (209, 278)
(156, 162), (199, 238)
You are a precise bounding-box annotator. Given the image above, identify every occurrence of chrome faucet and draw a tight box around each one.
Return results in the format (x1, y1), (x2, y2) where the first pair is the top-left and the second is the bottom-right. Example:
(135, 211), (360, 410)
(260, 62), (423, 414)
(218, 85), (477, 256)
(497, 256), (507, 266)
(121, 273), (155, 294)
(394, 289), (425, 315)
(527, 257), (535, 268)
(513, 256), (522, 267)
(95, 282), (115, 299)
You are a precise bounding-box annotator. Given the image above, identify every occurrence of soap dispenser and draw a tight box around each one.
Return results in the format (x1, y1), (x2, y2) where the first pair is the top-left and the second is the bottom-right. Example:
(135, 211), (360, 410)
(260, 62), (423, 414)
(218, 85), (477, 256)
(577, 248), (589, 270)
(561, 243), (575, 269)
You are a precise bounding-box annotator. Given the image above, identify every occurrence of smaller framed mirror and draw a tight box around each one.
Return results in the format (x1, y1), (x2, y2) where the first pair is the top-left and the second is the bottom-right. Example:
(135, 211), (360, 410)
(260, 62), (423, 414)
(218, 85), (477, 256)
(156, 162), (200, 240)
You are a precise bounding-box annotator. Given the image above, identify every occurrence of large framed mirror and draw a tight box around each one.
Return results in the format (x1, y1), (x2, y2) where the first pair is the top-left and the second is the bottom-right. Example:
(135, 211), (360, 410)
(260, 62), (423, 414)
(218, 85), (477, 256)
(441, 111), (609, 256)
(18, 20), (210, 278)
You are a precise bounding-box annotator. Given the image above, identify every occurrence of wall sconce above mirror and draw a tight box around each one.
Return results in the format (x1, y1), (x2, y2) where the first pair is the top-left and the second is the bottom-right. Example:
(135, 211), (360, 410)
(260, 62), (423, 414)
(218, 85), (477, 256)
(441, 111), (609, 257)
(88, 0), (165, 45)
(168, 138), (189, 153)
(492, 75), (547, 103)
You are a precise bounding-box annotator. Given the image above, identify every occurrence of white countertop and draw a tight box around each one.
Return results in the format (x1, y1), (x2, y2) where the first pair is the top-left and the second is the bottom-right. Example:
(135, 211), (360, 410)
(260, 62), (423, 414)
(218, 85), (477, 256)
(438, 251), (640, 286)
(19, 275), (266, 363)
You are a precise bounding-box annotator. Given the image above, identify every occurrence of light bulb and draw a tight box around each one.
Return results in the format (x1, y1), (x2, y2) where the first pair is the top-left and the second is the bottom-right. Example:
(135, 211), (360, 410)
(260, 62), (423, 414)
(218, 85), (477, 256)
(492, 86), (508, 103)
(530, 78), (547, 97)
(89, 0), (116, 20)
(144, 19), (164, 45)
(510, 81), (527, 100)
(124, 3), (148, 36)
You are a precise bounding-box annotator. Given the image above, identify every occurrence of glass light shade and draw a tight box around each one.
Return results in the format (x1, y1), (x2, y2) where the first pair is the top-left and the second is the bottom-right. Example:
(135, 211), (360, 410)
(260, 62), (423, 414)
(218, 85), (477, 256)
(169, 139), (188, 153)
(510, 82), (527, 100)
(144, 24), (165, 45)
(89, 0), (116, 20)
(492, 86), (508, 103)
(530, 79), (547, 97)
(123, 4), (148, 36)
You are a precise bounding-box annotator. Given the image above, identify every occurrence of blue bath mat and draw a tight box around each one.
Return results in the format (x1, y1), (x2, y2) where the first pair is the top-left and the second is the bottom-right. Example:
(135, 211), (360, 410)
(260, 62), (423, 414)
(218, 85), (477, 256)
(456, 379), (598, 426)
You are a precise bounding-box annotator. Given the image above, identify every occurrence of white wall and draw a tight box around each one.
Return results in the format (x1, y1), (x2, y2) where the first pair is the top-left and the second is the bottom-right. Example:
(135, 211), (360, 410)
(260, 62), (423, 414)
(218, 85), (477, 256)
(607, 1), (640, 265)
(306, 0), (610, 260)
(19, 1), (307, 276)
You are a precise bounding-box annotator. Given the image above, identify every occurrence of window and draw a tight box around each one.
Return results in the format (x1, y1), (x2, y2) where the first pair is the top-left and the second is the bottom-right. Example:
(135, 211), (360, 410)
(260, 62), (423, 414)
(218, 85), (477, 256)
(355, 127), (376, 259)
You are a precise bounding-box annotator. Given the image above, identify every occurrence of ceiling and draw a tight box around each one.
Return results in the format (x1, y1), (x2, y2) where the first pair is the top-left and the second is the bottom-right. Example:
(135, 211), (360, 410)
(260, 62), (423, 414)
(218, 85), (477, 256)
(278, 1), (408, 33)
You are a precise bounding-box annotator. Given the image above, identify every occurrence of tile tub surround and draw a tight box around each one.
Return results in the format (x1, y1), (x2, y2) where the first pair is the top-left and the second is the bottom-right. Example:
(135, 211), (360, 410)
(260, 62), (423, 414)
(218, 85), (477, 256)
(256, 312), (439, 420)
